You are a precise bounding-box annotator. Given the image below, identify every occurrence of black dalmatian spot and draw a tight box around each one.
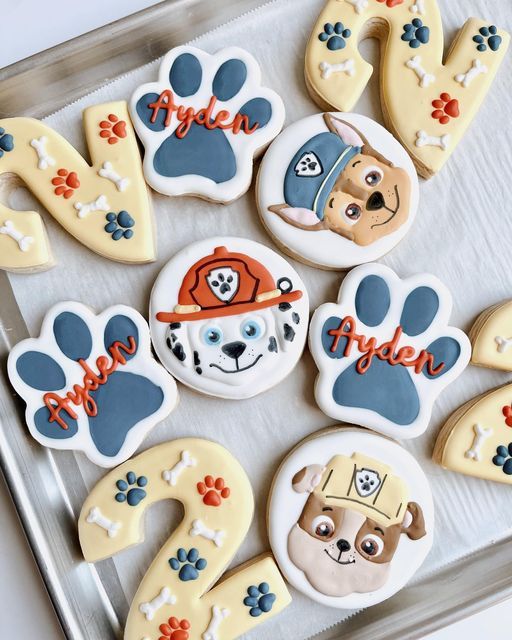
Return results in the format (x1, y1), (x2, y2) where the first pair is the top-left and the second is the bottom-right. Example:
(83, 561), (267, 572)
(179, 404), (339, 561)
(172, 342), (186, 361)
(268, 336), (278, 353)
(196, 367), (202, 375)
(284, 323), (295, 342)
(169, 322), (181, 330)
(194, 350), (201, 366)
(279, 302), (292, 312)
(292, 312), (300, 325)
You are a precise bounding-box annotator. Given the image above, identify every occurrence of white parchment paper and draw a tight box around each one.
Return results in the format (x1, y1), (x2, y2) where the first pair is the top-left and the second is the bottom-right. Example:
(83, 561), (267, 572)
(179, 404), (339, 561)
(7, 0), (512, 637)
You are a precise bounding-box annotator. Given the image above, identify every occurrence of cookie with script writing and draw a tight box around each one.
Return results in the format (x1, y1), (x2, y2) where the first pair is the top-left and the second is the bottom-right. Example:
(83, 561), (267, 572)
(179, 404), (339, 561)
(309, 263), (471, 439)
(7, 302), (178, 467)
(130, 45), (285, 203)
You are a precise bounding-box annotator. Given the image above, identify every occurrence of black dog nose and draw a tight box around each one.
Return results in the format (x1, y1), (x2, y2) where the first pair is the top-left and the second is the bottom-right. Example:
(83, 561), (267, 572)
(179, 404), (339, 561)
(336, 539), (351, 553)
(222, 341), (246, 360)
(366, 191), (385, 211)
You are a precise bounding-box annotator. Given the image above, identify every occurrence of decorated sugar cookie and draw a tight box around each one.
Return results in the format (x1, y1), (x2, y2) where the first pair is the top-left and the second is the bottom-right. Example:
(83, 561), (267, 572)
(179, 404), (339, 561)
(0, 102), (155, 273)
(130, 46), (285, 203)
(8, 302), (178, 467)
(257, 112), (418, 269)
(79, 438), (291, 639)
(309, 263), (471, 438)
(268, 427), (433, 608)
(469, 300), (512, 371)
(304, 1), (509, 178)
(150, 237), (309, 399)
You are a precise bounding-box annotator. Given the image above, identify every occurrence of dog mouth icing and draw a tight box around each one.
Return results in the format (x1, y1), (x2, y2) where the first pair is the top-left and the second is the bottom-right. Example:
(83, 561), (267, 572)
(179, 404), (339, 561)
(370, 184), (401, 230)
(209, 353), (263, 374)
(323, 549), (356, 566)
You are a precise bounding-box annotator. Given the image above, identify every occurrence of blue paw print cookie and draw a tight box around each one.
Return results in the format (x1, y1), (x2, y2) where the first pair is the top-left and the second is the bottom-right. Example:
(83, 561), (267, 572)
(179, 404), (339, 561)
(130, 45), (285, 203)
(493, 443), (512, 474)
(311, 264), (470, 439)
(318, 22), (352, 51)
(473, 25), (502, 52)
(105, 211), (134, 240)
(7, 302), (178, 467)
(115, 471), (147, 505)
(402, 19), (430, 48)
(0, 127), (14, 158)
(169, 547), (207, 581)
(243, 583), (276, 617)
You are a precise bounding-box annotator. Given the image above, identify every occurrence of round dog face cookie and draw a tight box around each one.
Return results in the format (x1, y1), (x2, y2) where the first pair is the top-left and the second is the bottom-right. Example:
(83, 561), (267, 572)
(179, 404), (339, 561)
(7, 302), (178, 467)
(257, 112), (419, 270)
(268, 427), (434, 609)
(150, 237), (309, 400)
(130, 45), (285, 204)
(309, 263), (471, 439)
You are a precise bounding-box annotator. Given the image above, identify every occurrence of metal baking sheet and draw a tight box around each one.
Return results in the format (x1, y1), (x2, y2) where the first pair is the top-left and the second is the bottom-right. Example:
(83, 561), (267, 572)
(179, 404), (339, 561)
(1, 0), (512, 639)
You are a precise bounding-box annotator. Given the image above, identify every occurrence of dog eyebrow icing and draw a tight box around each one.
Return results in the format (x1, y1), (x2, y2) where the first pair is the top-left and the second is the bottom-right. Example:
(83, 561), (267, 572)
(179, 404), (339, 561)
(322, 507), (333, 512)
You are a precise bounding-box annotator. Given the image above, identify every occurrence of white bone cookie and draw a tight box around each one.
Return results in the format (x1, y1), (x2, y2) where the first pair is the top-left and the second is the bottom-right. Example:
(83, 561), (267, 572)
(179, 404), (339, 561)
(0, 103), (155, 273)
(79, 438), (291, 639)
(268, 427), (434, 609)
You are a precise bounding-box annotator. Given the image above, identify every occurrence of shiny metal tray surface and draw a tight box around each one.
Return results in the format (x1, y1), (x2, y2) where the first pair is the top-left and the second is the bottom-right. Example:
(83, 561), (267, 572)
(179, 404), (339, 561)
(1, 1), (512, 639)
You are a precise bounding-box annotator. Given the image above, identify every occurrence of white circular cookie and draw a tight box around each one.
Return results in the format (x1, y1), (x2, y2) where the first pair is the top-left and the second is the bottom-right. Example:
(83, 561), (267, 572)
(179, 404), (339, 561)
(257, 112), (419, 270)
(150, 237), (309, 399)
(268, 427), (434, 609)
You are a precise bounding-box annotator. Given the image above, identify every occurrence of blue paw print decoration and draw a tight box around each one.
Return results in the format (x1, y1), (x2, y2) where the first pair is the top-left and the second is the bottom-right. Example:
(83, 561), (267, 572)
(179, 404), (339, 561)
(7, 302), (178, 467)
(311, 264), (470, 438)
(105, 211), (134, 240)
(493, 444), (512, 474)
(115, 471), (148, 505)
(0, 127), (14, 158)
(473, 25), (502, 52)
(243, 583), (276, 617)
(169, 548), (207, 581)
(318, 22), (352, 50)
(130, 45), (285, 203)
(402, 19), (430, 48)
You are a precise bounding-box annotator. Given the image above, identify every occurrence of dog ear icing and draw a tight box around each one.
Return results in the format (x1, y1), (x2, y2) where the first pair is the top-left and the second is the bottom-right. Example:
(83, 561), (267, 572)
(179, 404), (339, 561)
(401, 501), (427, 541)
(323, 113), (366, 148)
(269, 204), (326, 231)
(292, 464), (326, 493)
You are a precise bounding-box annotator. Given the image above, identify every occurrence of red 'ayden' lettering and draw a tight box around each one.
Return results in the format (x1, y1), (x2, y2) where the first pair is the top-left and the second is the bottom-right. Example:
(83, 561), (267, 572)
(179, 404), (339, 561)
(327, 316), (444, 376)
(148, 91), (259, 139)
(43, 337), (137, 430)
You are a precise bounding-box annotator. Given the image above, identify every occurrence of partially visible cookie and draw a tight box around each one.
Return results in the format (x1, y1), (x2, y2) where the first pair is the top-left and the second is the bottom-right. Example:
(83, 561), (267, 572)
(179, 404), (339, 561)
(470, 300), (512, 371)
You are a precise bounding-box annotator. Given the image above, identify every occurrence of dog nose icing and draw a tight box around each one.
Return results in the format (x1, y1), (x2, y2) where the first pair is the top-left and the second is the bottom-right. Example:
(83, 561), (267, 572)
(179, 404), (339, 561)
(336, 539), (351, 553)
(222, 341), (247, 360)
(366, 191), (385, 211)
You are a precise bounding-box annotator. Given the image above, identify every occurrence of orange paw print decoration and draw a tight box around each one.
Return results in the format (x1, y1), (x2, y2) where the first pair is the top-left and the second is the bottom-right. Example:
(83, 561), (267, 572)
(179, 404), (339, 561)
(51, 168), (80, 199)
(197, 475), (230, 506)
(99, 113), (127, 144)
(431, 93), (460, 125)
(159, 617), (190, 640)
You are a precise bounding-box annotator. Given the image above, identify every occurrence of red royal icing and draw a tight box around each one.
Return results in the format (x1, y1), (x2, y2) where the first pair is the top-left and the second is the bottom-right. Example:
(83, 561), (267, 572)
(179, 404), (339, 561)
(376, 0), (404, 7)
(327, 316), (445, 376)
(148, 91), (259, 139)
(42, 337), (137, 430)
(503, 405), (512, 427)
(99, 113), (127, 144)
(432, 93), (460, 125)
(197, 475), (231, 507)
(51, 168), (80, 199)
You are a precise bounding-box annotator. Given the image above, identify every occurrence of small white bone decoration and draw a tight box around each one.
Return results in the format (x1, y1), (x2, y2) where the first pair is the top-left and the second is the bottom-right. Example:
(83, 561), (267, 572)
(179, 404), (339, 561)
(139, 586), (176, 621)
(98, 161), (130, 192)
(86, 506), (121, 538)
(415, 130), (451, 151)
(410, 0), (426, 15)
(319, 59), (355, 80)
(190, 519), (225, 548)
(345, 0), (368, 14)
(74, 194), (110, 219)
(405, 56), (436, 88)
(30, 136), (56, 170)
(465, 423), (493, 461)
(0, 220), (34, 252)
(202, 605), (230, 640)
(162, 450), (197, 486)
(495, 336), (512, 354)
(455, 59), (488, 88)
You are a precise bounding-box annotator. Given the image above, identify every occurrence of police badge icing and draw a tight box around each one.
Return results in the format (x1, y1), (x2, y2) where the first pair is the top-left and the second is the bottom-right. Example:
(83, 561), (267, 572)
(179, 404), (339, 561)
(268, 427), (434, 609)
(257, 112), (419, 270)
(149, 237), (309, 399)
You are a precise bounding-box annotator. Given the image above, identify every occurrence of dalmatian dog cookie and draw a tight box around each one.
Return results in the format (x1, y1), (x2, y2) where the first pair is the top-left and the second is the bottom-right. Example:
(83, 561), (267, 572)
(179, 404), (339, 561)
(130, 45), (285, 203)
(309, 263), (471, 439)
(79, 438), (291, 639)
(268, 427), (433, 608)
(304, 0), (509, 178)
(7, 302), (178, 467)
(150, 237), (309, 400)
(257, 112), (418, 270)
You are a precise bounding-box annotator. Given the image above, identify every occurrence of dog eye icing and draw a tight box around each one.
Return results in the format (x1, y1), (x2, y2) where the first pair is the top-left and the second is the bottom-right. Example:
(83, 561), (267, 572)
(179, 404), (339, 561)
(344, 203), (362, 223)
(359, 534), (384, 557)
(240, 319), (263, 340)
(361, 165), (384, 187)
(202, 326), (223, 346)
(311, 515), (335, 538)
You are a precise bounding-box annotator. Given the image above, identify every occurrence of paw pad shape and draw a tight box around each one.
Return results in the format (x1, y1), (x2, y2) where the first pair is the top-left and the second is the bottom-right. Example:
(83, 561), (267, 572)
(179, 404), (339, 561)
(377, 0), (404, 7)
(503, 405), (512, 427)
(318, 23), (352, 50)
(431, 93), (460, 125)
(473, 25), (502, 52)
(197, 475), (230, 506)
(243, 582), (276, 617)
(0, 127), (14, 158)
(158, 617), (190, 640)
(492, 444), (512, 474)
(169, 548), (207, 581)
(52, 168), (80, 199)
(402, 19), (430, 48)
(130, 45), (284, 202)
(115, 471), (147, 506)
(99, 113), (127, 144)
(105, 210), (135, 240)
(310, 264), (470, 438)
